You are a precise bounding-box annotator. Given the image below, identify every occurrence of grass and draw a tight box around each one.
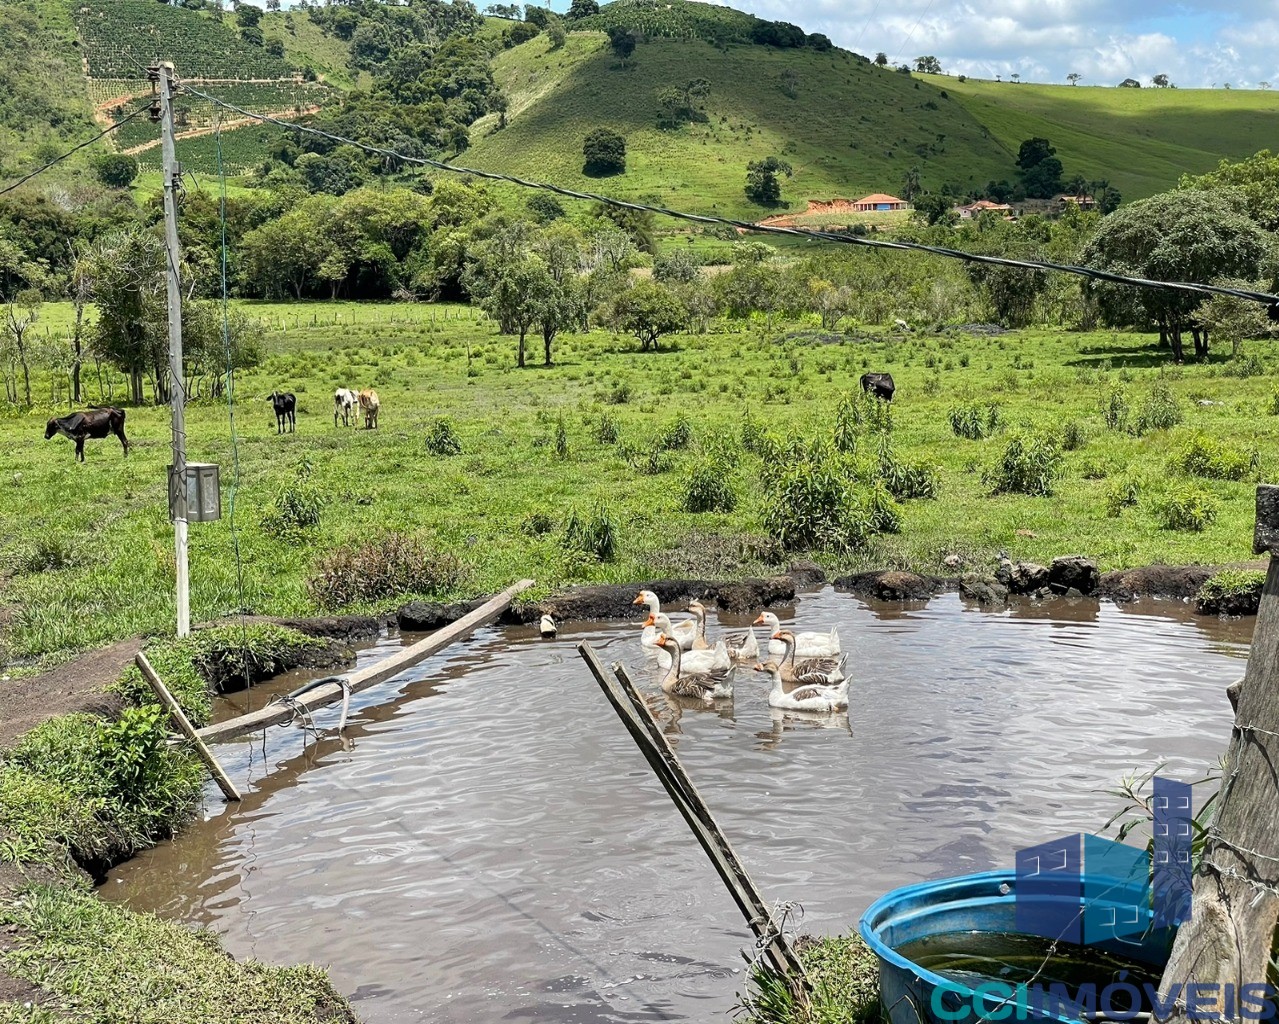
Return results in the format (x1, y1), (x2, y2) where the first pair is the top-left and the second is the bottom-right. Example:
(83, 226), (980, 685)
(0, 881), (355, 1024)
(738, 933), (881, 1024)
(3, 299), (1277, 670)
(921, 73), (1279, 200)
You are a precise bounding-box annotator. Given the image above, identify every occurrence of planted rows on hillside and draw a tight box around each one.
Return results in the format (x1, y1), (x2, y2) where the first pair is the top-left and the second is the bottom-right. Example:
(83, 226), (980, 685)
(75, 0), (293, 79)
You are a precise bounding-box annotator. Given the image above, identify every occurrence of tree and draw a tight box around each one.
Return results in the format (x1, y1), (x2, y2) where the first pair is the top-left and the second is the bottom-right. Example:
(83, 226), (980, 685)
(1152, 73), (1170, 87)
(527, 192), (565, 223)
(807, 278), (854, 330)
(240, 24), (264, 46)
(546, 16), (566, 49)
(1066, 73), (1081, 86)
(567, 0), (598, 18)
(607, 26), (636, 62)
(236, 3), (262, 28)
(1193, 282), (1279, 358)
(1179, 150), (1279, 231)
(593, 203), (657, 255)
(912, 192), (956, 226)
(744, 156), (792, 206)
(535, 275), (582, 365)
(1010, 73), (1020, 83)
(605, 280), (685, 350)
(3, 288), (41, 407)
(241, 202), (331, 299)
(874, 52), (888, 66)
(265, 0), (281, 10)
(583, 128), (626, 176)
(94, 153), (139, 189)
(914, 56), (942, 74)
(1079, 189), (1269, 361)
(474, 254), (557, 368)
(1089, 179), (1122, 214)
(1262, 82), (1272, 91)
(1015, 137), (1063, 199)
(1118, 78), (1141, 88)
(900, 165), (922, 202)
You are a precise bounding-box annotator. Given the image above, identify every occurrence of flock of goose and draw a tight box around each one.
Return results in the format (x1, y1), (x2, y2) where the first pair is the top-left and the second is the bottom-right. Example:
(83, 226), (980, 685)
(631, 590), (849, 713)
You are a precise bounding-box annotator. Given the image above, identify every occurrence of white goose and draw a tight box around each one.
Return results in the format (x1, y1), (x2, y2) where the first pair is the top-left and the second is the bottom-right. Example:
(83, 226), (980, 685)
(647, 613), (731, 673)
(634, 590), (696, 649)
(754, 611), (840, 658)
(754, 661), (849, 712)
(655, 634), (734, 703)
(686, 601), (759, 663)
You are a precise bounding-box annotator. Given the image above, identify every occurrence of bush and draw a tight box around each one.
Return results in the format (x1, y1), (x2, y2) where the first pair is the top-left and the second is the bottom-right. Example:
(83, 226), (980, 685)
(1171, 432), (1257, 481)
(1198, 568), (1266, 606)
(1269, 391), (1279, 416)
(761, 451), (870, 553)
(607, 380), (633, 404)
(1222, 354), (1265, 378)
(878, 439), (939, 499)
(1132, 380), (1183, 435)
(260, 476), (323, 539)
(94, 153), (139, 188)
(1152, 485), (1219, 532)
(520, 511), (555, 536)
(554, 414), (570, 459)
(867, 481), (902, 534)
(1060, 420), (1087, 451)
(583, 127), (626, 176)
(987, 432), (1063, 496)
(949, 402), (1001, 440)
(683, 460), (737, 513)
(425, 418), (463, 456)
(307, 533), (464, 609)
(630, 447), (673, 475)
(527, 192), (565, 223)
(741, 410), (769, 454)
(562, 503), (618, 561)
(1104, 478), (1141, 518)
(1101, 382), (1129, 431)
(656, 414), (694, 450)
(833, 393), (859, 453)
(595, 412), (621, 445)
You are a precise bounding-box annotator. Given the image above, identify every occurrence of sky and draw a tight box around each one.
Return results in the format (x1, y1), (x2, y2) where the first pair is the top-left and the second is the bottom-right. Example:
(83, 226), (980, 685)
(257, 0), (1279, 89)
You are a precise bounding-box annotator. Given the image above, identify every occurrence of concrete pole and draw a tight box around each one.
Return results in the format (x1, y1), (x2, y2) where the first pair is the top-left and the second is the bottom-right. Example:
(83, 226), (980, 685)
(158, 62), (190, 638)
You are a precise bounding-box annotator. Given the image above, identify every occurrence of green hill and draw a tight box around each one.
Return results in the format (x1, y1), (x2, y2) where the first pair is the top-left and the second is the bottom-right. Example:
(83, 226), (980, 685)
(468, 32), (1010, 220)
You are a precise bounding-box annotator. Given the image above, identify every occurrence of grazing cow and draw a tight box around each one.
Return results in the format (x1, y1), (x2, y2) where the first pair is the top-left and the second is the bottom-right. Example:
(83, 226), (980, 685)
(333, 387), (358, 427)
(893, 318), (910, 332)
(860, 372), (895, 402)
(359, 388), (380, 429)
(45, 406), (129, 463)
(268, 391), (296, 434)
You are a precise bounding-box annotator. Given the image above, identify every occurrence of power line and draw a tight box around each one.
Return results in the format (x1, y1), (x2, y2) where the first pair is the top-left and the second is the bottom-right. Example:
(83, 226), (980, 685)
(0, 106), (152, 199)
(178, 82), (1279, 311)
(890, 0), (937, 67)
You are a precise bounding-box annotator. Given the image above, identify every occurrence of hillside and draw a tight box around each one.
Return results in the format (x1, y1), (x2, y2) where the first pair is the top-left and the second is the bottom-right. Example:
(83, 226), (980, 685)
(923, 73), (1279, 200)
(468, 32), (1012, 220)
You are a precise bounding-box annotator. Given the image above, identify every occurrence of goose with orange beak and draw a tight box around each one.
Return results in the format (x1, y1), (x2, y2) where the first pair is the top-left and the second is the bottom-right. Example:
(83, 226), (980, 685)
(633, 589), (696, 649)
(646, 612), (730, 672)
(771, 629), (846, 687)
(753, 611), (840, 658)
(654, 634), (734, 703)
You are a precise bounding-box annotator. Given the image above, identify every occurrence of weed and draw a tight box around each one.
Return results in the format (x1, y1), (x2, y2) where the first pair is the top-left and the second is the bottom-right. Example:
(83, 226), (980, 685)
(657, 414), (694, 450)
(607, 380), (633, 404)
(307, 533), (464, 609)
(741, 410), (768, 454)
(17, 537), (76, 574)
(1060, 420), (1087, 451)
(1171, 432), (1257, 481)
(949, 402), (1000, 440)
(425, 418), (463, 456)
(868, 480), (902, 534)
(1131, 380), (1183, 435)
(761, 451), (870, 553)
(987, 432), (1063, 497)
(595, 412), (621, 445)
(1152, 485), (1219, 532)
(554, 414), (570, 460)
(878, 438), (939, 499)
(1222, 354), (1265, 378)
(683, 459), (738, 513)
(1198, 568), (1266, 604)
(833, 393), (858, 454)
(1269, 391), (1279, 416)
(520, 511), (555, 536)
(260, 475), (323, 540)
(562, 503), (618, 561)
(1101, 382), (1129, 431)
(1104, 478), (1141, 518)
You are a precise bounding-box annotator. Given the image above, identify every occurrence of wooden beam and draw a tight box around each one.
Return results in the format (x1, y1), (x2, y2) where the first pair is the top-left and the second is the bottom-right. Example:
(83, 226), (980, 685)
(136, 651), (241, 802)
(196, 579), (535, 745)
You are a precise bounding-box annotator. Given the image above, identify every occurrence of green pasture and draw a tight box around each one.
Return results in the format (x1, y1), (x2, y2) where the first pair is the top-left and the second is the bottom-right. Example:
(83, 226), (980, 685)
(1, 299), (1274, 669)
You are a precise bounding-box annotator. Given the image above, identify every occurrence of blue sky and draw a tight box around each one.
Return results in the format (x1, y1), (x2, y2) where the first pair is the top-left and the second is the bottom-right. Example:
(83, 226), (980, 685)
(257, 1), (1279, 89)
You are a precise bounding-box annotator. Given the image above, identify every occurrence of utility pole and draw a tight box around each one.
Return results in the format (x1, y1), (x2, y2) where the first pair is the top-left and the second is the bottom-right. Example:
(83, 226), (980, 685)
(154, 61), (190, 637)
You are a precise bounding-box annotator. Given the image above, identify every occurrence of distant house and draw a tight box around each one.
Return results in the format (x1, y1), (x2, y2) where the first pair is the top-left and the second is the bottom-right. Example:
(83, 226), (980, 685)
(955, 199), (1014, 219)
(850, 193), (910, 212)
(1056, 193), (1096, 210)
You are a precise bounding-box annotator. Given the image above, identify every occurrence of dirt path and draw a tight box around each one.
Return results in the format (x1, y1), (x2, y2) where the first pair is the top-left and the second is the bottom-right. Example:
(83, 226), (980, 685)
(0, 639), (136, 751)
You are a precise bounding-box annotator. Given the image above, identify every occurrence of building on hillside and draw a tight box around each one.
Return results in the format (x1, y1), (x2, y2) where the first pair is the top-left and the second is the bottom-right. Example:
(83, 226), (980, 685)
(955, 199), (1015, 220)
(1056, 193), (1096, 210)
(850, 193), (910, 212)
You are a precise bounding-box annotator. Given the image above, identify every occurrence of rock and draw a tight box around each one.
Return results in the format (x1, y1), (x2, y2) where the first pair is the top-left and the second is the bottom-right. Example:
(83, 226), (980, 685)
(1007, 562), (1049, 595)
(396, 599), (489, 632)
(960, 576), (1009, 607)
(1097, 564), (1218, 603)
(994, 558), (1014, 587)
(1048, 555), (1098, 596)
(1064, 587), (1084, 600)
(1197, 587), (1263, 618)
(787, 559), (827, 589)
(715, 576), (795, 613)
(835, 570), (944, 602)
(943, 553), (963, 569)
(263, 614), (386, 643)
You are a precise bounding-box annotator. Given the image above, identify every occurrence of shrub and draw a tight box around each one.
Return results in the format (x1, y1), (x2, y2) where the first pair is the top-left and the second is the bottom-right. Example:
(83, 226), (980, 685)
(761, 452), (870, 552)
(1198, 569), (1266, 604)
(595, 412), (621, 445)
(878, 439), (939, 499)
(520, 511), (555, 536)
(683, 460), (737, 513)
(1152, 485), (1219, 532)
(1104, 478), (1141, 518)
(1222, 354), (1265, 378)
(562, 503), (618, 561)
(949, 402), (1001, 440)
(1269, 391), (1279, 416)
(1060, 420), (1087, 451)
(1171, 432), (1256, 481)
(307, 533), (464, 609)
(867, 481), (902, 534)
(425, 418), (463, 456)
(583, 127), (626, 176)
(1132, 380), (1183, 435)
(657, 414), (694, 450)
(607, 380), (633, 404)
(554, 414), (570, 459)
(987, 432), (1063, 496)
(260, 477), (323, 539)
(94, 152), (139, 188)
(1101, 382), (1129, 431)
(18, 536), (76, 573)
(741, 410), (769, 454)
(833, 393), (859, 453)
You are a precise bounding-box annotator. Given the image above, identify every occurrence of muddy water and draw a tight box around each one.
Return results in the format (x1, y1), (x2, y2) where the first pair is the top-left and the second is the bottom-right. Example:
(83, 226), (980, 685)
(103, 590), (1251, 1023)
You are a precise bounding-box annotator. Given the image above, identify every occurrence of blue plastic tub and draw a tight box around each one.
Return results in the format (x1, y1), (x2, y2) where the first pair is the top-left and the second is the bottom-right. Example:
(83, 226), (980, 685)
(858, 871), (1175, 1024)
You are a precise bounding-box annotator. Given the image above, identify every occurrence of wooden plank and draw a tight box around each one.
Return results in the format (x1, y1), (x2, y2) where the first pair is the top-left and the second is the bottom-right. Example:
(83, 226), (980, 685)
(197, 579), (535, 744)
(577, 643), (810, 998)
(1158, 486), (1279, 1017)
(136, 652), (242, 802)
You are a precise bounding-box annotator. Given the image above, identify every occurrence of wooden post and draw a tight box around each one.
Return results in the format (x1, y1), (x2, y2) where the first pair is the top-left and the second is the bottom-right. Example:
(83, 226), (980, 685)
(577, 644), (811, 999)
(135, 652), (241, 802)
(196, 579), (534, 744)
(1157, 484), (1279, 1018)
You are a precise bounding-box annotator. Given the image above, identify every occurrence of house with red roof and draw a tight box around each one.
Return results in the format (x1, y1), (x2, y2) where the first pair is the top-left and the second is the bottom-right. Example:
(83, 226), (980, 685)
(850, 193), (910, 212)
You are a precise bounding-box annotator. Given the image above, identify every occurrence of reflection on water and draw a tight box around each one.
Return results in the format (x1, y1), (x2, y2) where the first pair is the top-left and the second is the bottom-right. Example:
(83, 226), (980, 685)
(102, 590), (1251, 1023)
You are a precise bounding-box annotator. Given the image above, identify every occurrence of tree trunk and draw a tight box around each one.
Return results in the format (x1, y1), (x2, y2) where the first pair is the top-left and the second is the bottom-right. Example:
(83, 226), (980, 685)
(1170, 322), (1184, 363)
(17, 335), (30, 408)
(1157, 540), (1279, 1020)
(517, 329), (526, 368)
(72, 303), (83, 404)
(130, 368), (143, 406)
(543, 329), (554, 366)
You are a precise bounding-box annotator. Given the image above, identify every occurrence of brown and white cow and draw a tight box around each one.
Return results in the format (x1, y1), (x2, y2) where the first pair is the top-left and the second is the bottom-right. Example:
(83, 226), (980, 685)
(358, 388), (380, 429)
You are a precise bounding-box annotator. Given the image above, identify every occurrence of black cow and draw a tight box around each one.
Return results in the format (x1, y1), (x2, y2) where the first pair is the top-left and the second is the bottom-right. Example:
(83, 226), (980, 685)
(860, 372), (895, 402)
(45, 406), (130, 463)
(268, 391), (296, 434)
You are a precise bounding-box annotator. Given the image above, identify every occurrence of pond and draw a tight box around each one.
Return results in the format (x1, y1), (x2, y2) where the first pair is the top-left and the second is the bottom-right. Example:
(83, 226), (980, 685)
(102, 588), (1251, 1023)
